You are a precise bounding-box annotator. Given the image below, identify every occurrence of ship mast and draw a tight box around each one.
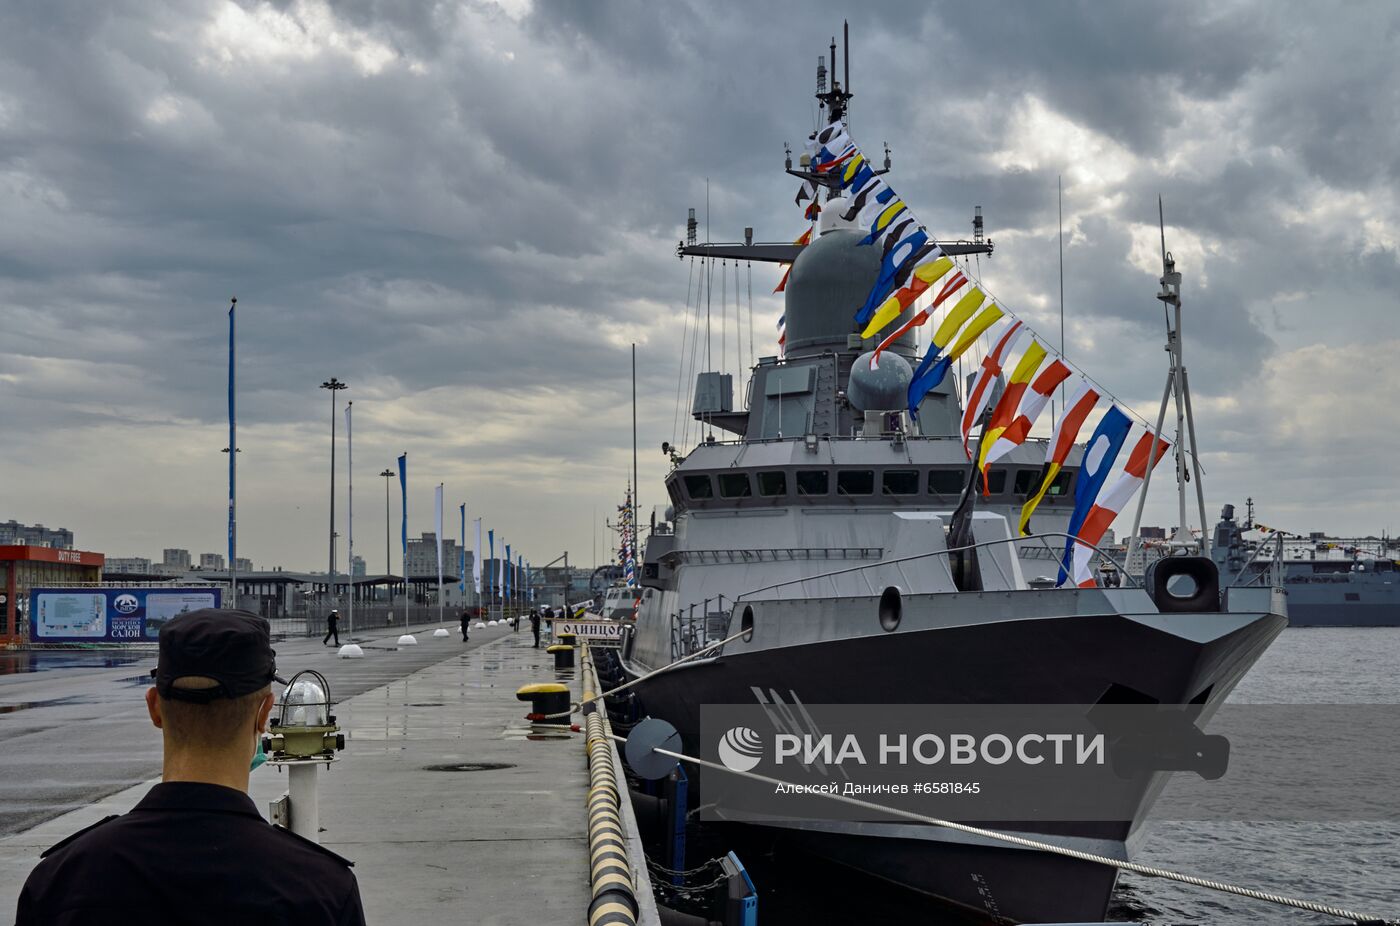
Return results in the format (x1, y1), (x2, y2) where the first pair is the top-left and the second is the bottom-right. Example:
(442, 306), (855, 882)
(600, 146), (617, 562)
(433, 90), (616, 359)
(1127, 199), (1211, 563)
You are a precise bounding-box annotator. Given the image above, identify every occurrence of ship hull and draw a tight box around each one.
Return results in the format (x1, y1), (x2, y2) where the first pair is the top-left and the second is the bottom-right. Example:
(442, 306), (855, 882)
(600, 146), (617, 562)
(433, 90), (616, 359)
(622, 605), (1284, 923)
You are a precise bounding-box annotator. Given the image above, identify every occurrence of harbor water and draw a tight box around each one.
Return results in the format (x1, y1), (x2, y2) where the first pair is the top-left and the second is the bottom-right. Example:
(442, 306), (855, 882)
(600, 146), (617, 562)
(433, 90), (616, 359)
(1116, 626), (1400, 924)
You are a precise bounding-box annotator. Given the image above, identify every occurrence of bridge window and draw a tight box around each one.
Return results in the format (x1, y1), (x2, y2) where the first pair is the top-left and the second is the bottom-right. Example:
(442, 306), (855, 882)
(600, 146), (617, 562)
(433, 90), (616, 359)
(795, 470), (829, 496)
(837, 470), (875, 496)
(683, 475), (714, 500)
(1048, 471), (1074, 496)
(717, 472), (753, 498)
(1013, 469), (1037, 495)
(882, 470), (920, 495)
(928, 470), (964, 495)
(756, 471), (788, 496)
(983, 470), (1007, 494)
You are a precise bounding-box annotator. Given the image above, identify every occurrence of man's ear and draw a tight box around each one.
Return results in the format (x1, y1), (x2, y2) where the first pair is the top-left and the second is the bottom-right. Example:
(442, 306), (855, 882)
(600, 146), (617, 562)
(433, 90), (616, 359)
(145, 688), (163, 729)
(255, 690), (275, 734)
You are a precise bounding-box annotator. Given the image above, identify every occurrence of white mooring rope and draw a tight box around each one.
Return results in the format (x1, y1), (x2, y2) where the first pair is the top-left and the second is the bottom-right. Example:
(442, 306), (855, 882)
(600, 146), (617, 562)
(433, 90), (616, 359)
(609, 734), (1390, 924)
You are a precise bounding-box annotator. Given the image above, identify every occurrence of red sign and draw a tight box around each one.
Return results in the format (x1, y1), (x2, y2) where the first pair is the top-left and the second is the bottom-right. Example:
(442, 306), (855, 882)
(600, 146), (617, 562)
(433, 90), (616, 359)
(0, 546), (105, 567)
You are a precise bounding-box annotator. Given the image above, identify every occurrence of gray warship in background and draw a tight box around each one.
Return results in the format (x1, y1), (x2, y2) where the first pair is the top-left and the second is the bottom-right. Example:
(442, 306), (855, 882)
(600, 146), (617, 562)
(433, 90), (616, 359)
(1212, 500), (1400, 627)
(616, 41), (1287, 924)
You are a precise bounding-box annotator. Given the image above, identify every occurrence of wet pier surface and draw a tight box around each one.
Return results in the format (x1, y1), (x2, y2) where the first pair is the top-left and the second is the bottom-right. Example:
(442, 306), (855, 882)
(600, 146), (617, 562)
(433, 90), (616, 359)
(0, 624), (596, 924)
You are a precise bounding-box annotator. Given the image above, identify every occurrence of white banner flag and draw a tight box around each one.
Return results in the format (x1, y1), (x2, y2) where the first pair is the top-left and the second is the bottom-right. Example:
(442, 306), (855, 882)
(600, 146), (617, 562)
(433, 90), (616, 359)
(473, 518), (482, 594)
(434, 484), (444, 593)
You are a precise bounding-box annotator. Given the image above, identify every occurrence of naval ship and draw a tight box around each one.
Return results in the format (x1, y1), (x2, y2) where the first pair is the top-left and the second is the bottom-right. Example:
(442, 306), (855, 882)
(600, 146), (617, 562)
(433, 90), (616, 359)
(617, 40), (1287, 924)
(1212, 501), (1400, 626)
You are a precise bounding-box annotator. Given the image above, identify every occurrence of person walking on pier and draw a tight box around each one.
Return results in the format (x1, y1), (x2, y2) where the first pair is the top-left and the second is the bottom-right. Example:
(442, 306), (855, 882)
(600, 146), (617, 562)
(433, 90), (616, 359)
(17, 608), (367, 925)
(530, 608), (542, 648)
(460, 607), (472, 643)
(322, 608), (340, 647)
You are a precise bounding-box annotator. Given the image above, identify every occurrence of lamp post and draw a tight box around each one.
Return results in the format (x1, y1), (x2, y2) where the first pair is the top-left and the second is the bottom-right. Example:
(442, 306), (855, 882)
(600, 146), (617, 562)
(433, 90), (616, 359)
(320, 378), (347, 608)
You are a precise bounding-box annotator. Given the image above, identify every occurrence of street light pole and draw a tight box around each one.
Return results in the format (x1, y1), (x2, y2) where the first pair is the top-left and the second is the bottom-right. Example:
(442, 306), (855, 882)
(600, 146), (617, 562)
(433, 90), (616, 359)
(320, 378), (347, 608)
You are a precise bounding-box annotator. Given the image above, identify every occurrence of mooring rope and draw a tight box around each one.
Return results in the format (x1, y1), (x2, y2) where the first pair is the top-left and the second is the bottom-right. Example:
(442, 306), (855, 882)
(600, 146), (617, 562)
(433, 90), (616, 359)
(610, 735), (1389, 924)
(542, 629), (749, 720)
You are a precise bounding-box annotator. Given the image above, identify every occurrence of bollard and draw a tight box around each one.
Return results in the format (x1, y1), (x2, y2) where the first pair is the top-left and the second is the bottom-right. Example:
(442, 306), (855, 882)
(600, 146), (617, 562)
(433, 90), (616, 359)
(547, 643), (575, 669)
(515, 682), (571, 724)
(557, 632), (578, 648)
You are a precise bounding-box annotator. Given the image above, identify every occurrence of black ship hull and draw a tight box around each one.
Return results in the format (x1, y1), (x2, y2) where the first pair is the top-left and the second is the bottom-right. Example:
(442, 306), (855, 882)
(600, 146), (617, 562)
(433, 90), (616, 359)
(622, 606), (1285, 924)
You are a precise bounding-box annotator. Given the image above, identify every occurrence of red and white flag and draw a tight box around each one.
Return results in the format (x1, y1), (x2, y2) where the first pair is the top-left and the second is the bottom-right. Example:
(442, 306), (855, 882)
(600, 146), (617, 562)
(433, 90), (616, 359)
(1069, 430), (1172, 586)
(982, 359), (1072, 466)
(960, 320), (1026, 459)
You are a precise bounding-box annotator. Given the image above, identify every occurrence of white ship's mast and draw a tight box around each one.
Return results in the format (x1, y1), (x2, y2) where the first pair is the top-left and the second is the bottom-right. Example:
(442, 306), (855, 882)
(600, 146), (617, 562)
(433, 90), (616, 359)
(1127, 199), (1210, 563)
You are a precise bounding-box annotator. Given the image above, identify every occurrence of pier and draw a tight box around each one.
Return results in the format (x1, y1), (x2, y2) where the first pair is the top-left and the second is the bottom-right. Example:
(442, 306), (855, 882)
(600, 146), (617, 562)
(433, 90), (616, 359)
(0, 622), (658, 924)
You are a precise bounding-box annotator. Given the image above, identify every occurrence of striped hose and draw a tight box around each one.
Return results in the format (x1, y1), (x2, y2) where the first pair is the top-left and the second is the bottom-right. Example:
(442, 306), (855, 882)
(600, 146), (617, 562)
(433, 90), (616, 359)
(583, 644), (638, 926)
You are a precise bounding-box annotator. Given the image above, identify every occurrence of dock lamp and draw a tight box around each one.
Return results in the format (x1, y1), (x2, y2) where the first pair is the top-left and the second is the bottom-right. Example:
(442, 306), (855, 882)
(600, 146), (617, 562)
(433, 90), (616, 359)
(263, 670), (345, 842)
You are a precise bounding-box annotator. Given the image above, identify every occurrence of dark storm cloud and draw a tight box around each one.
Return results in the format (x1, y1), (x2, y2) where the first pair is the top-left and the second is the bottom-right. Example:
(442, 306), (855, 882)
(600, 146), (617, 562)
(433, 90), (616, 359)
(2, 0), (1399, 566)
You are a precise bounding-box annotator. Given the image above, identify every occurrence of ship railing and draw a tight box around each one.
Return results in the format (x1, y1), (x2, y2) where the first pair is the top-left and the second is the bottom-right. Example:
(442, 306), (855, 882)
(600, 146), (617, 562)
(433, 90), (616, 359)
(1228, 532), (1287, 589)
(670, 594), (733, 660)
(731, 531), (1140, 606)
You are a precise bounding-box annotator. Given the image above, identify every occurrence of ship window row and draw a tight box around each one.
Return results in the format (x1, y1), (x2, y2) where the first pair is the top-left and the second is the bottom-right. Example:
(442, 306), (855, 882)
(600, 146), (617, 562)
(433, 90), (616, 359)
(681, 469), (1073, 501)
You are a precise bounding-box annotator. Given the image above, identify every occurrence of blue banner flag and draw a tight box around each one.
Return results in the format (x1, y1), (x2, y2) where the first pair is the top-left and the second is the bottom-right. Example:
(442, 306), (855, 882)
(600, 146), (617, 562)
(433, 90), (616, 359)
(397, 453), (408, 573)
(488, 530), (495, 594)
(1058, 406), (1132, 586)
(505, 544), (512, 598)
(459, 504), (466, 594)
(227, 299), (236, 571)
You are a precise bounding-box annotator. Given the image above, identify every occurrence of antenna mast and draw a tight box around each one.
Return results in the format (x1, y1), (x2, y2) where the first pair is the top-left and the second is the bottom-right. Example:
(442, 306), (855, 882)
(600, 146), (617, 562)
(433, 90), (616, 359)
(1126, 198), (1211, 567)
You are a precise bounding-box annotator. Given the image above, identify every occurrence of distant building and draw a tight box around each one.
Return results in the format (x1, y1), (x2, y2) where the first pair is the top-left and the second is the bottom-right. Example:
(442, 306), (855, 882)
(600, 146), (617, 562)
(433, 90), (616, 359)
(0, 521), (74, 549)
(199, 553), (226, 571)
(351, 555), (366, 578)
(162, 548), (192, 571)
(234, 557), (253, 573)
(405, 532), (462, 580)
(105, 556), (153, 574)
(1, 545), (105, 644)
(1139, 526), (1167, 540)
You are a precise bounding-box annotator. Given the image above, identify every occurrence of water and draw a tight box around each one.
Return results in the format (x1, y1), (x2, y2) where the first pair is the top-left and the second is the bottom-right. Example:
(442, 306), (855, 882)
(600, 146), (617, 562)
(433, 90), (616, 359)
(1117, 628), (1400, 924)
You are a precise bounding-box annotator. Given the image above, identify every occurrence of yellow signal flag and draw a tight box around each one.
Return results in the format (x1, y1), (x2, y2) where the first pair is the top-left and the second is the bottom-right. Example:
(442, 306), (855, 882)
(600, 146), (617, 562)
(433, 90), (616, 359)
(946, 305), (1006, 362)
(929, 288), (986, 350)
(912, 256), (954, 285)
(857, 257), (957, 340)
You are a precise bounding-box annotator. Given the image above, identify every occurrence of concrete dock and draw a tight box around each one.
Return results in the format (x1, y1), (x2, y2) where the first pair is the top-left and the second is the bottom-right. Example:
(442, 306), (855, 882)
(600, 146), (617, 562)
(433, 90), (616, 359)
(0, 621), (654, 924)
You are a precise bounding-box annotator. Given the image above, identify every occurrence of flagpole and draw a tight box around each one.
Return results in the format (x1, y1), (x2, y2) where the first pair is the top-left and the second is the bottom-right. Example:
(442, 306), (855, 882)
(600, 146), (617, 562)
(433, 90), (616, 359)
(225, 297), (237, 608)
(346, 402), (354, 635)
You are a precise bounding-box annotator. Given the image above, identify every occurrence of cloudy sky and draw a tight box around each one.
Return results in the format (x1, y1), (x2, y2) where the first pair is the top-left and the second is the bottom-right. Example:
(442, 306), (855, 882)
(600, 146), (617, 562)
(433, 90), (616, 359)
(2, 0), (1398, 572)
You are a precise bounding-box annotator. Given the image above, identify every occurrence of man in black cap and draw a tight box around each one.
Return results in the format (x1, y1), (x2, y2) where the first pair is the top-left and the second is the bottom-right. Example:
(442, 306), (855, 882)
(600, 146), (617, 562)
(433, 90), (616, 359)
(16, 609), (366, 925)
(322, 607), (340, 646)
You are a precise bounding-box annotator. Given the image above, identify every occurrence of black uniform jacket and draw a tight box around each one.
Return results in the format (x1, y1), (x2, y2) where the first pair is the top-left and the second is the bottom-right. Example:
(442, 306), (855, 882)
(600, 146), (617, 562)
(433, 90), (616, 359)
(17, 781), (366, 925)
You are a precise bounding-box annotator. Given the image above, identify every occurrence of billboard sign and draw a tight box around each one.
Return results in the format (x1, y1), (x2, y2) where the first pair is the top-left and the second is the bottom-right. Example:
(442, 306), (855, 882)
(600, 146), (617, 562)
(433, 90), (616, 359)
(30, 587), (222, 642)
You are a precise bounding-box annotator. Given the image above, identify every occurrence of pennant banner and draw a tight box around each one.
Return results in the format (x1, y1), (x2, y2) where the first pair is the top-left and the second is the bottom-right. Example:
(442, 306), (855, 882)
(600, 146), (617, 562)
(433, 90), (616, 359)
(959, 320), (1026, 458)
(1058, 406), (1133, 586)
(434, 484), (444, 596)
(1020, 380), (1101, 536)
(397, 453), (408, 573)
(473, 518), (483, 595)
(1068, 430), (1173, 587)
